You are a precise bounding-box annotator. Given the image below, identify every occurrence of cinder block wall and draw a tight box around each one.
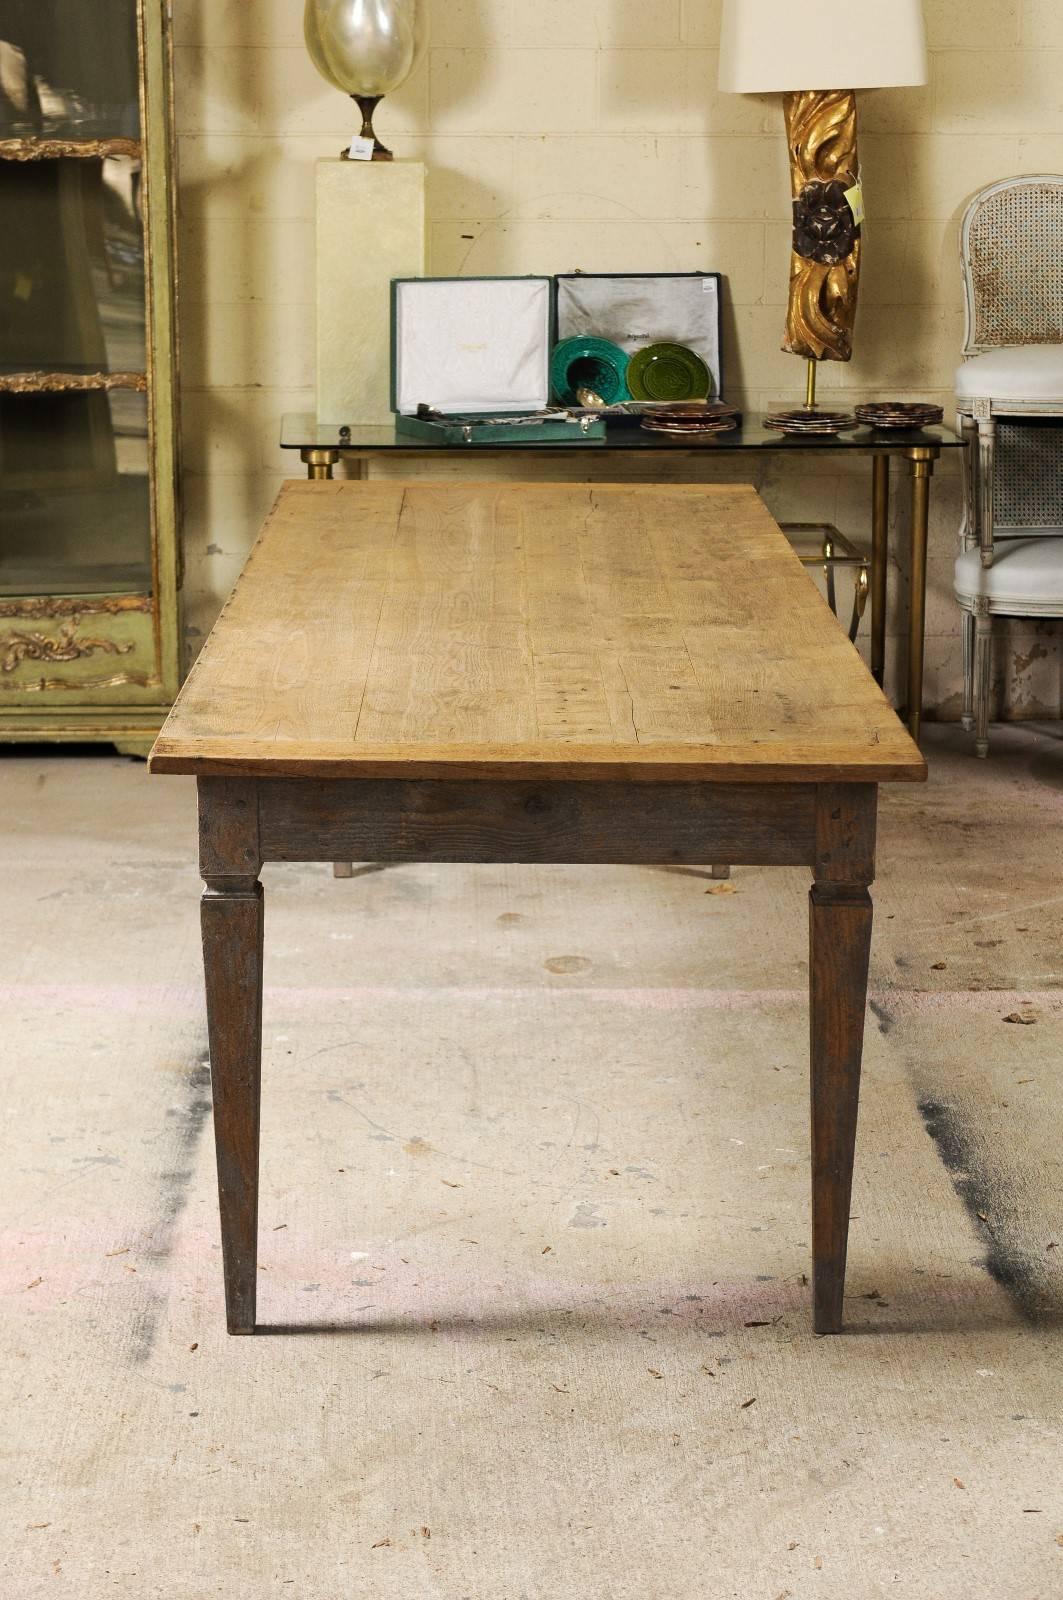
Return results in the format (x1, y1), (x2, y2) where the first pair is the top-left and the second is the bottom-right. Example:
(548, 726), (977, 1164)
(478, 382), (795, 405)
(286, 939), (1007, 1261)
(172, 0), (1063, 719)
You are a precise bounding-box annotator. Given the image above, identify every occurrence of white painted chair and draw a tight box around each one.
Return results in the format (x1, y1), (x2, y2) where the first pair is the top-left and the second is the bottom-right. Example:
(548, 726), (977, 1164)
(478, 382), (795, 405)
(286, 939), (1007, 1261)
(954, 175), (1063, 756)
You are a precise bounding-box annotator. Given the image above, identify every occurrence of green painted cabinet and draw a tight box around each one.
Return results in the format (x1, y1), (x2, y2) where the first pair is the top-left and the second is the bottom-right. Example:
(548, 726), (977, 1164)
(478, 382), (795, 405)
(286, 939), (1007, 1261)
(0, 0), (180, 752)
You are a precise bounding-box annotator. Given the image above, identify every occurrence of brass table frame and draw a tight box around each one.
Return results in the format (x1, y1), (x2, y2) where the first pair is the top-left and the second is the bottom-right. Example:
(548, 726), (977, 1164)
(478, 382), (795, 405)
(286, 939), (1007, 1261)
(869, 445), (940, 745)
(781, 522), (870, 644)
(294, 435), (946, 745)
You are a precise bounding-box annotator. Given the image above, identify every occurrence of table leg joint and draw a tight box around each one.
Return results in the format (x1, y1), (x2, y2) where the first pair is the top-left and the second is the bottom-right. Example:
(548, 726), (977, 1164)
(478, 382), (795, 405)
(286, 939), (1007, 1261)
(203, 877), (262, 899)
(811, 880), (871, 909)
(813, 782), (877, 888)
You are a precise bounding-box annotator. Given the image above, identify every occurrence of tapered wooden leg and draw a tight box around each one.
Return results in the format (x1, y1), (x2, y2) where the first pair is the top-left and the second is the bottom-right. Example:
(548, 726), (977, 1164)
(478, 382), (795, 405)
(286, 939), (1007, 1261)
(810, 784), (876, 1335)
(809, 884), (872, 1332)
(711, 864), (731, 880)
(333, 862), (354, 878)
(198, 776), (265, 1336)
(202, 879), (264, 1334)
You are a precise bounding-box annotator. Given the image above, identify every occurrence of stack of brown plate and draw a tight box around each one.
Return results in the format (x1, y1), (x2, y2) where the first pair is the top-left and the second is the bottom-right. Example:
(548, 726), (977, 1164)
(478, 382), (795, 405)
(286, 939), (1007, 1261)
(763, 407), (857, 437)
(854, 401), (944, 431)
(641, 402), (740, 438)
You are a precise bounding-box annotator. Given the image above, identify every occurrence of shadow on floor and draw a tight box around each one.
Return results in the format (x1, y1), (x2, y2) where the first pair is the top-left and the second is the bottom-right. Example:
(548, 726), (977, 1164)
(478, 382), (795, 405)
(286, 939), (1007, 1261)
(250, 1267), (1063, 1340)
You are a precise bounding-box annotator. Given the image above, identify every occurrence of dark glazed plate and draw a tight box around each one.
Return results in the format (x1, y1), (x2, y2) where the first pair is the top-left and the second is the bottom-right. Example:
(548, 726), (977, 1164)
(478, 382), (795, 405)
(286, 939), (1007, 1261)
(627, 343), (712, 403)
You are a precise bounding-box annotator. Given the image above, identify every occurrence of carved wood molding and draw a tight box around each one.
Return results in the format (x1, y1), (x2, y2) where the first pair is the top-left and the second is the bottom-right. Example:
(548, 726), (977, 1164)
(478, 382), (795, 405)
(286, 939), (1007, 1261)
(0, 137), (141, 162)
(0, 620), (135, 675)
(0, 595), (152, 620)
(3, 671), (160, 693)
(0, 372), (148, 394)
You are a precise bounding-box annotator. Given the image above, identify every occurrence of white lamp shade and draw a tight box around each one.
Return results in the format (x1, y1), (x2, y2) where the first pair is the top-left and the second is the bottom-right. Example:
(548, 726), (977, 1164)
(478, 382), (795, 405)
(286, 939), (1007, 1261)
(718, 0), (927, 93)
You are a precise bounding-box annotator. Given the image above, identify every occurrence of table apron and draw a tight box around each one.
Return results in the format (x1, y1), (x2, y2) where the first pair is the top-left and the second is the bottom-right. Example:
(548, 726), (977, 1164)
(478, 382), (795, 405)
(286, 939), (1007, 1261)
(250, 778), (819, 868)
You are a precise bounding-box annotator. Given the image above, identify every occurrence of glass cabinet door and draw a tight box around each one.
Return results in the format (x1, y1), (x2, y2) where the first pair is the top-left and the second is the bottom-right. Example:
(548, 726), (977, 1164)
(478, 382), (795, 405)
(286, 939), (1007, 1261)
(0, 389), (151, 595)
(0, 1), (152, 600)
(0, 0), (140, 141)
(0, 0), (178, 740)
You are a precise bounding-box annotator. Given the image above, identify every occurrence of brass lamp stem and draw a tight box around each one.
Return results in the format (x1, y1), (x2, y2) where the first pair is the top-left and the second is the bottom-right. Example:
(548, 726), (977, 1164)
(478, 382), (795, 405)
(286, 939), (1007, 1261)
(806, 358), (817, 409)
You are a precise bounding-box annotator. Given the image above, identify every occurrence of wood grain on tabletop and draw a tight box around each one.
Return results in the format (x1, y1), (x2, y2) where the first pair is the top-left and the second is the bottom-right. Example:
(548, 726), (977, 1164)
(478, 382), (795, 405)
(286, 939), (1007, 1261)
(149, 481), (925, 784)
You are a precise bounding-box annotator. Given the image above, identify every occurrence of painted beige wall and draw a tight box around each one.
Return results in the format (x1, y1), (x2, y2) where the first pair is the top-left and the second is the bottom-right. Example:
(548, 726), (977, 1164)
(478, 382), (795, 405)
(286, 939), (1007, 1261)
(172, 0), (1063, 718)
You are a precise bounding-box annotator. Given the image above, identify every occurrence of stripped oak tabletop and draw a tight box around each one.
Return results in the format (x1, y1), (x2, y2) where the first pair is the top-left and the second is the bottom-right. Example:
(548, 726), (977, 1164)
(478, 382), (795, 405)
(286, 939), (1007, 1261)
(149, 481), (925, 784)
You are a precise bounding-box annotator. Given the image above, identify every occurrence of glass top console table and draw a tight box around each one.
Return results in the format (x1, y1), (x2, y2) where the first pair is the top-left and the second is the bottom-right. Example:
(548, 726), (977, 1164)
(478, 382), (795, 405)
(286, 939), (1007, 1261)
(280, 414), (966, 744)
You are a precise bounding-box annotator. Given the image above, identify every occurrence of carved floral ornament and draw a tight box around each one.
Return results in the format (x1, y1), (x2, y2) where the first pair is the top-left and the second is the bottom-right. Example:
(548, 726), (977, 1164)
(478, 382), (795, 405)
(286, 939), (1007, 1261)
(0, 620), (135, 675)
(792, 180), (858, 266)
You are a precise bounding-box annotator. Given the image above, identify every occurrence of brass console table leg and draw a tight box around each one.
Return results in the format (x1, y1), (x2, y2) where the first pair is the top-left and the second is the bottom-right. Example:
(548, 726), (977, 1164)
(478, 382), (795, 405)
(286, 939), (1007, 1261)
(904, 447), (939, 745)
(301, 447), (340, 480)
(870, 454), (890, 688)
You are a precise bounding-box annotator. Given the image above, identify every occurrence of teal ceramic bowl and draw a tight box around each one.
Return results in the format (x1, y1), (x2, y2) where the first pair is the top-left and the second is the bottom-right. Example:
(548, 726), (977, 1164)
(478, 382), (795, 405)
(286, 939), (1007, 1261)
(551, 337), (630, 405)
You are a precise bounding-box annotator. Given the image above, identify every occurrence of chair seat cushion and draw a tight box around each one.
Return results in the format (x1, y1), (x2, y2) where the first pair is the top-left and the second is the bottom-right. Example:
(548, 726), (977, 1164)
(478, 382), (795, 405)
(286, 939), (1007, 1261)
(956, 345), (1063, 402)
(955, 535), (1063, 611)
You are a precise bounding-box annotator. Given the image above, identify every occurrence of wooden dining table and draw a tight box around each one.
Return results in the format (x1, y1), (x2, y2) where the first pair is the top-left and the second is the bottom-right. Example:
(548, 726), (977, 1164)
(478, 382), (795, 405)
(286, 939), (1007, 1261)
(149, 480), (926, 1336)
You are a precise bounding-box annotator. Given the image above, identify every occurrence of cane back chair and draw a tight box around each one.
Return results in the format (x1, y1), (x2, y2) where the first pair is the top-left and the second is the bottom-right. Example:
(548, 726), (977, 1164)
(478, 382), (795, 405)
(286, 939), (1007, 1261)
(955, 175), (1063, 756)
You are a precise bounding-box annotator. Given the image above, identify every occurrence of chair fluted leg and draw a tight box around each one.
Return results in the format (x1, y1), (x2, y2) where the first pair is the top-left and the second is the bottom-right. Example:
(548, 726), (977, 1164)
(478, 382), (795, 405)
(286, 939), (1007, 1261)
(961, 609), (976, 733)
(973, 605), (993, 758)
(976, 417), (996, 568)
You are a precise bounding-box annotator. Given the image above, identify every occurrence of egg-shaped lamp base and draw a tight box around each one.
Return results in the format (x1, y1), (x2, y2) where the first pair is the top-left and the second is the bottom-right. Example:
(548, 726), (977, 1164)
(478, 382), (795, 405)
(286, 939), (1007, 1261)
(340, 95), (393, 161)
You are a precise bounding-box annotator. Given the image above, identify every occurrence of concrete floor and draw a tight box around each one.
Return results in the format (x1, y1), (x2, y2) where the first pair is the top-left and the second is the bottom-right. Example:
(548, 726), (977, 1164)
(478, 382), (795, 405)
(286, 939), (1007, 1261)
(2, 725), (1061, 1597)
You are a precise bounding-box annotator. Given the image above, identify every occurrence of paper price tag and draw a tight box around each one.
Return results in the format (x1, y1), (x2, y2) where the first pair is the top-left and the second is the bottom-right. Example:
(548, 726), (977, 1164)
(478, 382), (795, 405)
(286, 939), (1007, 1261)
(844, 182), (865, 227)
(348, 135), (375, 162)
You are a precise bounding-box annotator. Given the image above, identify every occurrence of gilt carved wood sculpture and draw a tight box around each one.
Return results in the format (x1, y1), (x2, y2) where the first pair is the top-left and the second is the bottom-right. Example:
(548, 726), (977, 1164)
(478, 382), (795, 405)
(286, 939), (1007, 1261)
(784, 89), (861, 363)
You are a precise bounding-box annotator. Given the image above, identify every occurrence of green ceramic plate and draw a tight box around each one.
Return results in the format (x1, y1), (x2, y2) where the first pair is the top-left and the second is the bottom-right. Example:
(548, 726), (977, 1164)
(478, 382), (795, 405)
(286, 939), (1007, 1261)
(551, 337), (630, 405)
(627, 343), (713, 403)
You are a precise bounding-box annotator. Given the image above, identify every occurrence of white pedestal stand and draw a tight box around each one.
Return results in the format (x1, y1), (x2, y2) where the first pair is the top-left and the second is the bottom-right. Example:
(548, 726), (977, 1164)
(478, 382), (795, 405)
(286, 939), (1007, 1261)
(315, 159), (426, 426)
